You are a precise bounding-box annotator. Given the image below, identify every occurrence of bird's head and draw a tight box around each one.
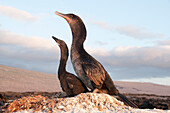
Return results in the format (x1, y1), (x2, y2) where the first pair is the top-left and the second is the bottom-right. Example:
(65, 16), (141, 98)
(52, 36), (66, 48)
(55, 11), (82, 25)
(55, 11), (87, 45)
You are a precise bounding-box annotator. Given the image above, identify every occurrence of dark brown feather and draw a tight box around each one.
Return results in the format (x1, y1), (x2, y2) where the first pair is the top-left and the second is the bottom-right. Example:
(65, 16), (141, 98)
(52, 36), (88, 97)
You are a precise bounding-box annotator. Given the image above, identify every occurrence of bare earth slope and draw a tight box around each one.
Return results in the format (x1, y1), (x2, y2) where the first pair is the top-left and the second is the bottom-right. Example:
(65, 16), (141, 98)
(115, 81), (170, 96)
(0, 64), (170, 96)
(0, 65), (62, 92)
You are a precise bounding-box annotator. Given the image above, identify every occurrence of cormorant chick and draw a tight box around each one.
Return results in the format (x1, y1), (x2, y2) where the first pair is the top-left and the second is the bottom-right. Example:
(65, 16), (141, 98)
(52, 36), (88, 97)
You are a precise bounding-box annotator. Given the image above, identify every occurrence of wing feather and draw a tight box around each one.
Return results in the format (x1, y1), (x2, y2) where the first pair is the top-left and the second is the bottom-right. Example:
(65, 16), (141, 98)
(81, 63), (105, 87)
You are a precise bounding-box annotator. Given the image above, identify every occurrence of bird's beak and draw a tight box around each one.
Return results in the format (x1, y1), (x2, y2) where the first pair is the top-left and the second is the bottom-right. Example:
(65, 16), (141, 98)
(52, 36), (60, 44)
(55, 11), (71, 23)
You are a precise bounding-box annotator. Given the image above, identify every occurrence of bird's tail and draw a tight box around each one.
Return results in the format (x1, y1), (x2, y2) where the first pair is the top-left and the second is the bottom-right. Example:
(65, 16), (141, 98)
(117, 93), (138, 108)
(104, 72), (138, 108)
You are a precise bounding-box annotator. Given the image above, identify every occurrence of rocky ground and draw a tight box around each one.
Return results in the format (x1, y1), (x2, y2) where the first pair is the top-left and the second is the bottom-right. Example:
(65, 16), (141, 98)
(0, 92), (169, 112)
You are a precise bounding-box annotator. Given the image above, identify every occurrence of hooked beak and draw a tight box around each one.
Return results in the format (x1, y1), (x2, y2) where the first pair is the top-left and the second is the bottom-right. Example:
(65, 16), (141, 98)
(55, 11), (71, 23)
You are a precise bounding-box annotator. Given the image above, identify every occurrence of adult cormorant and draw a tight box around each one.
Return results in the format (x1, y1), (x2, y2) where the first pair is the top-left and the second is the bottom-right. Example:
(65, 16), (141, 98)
(52, 36), (88, 97)
(55, 12), (138, 108)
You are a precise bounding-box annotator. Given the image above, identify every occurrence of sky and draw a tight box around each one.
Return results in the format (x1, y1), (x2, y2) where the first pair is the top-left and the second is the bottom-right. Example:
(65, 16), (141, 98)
(0, 0), (170, 86)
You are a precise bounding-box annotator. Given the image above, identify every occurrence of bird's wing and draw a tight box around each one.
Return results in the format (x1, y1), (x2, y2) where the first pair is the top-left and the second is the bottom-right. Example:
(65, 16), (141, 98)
(65, 77), (75, 89)
(81, 63), (105, 87)
(66, 76), (83, 89)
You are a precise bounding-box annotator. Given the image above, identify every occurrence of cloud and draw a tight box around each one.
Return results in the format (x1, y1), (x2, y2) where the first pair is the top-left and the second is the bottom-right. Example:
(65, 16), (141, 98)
(95, 41), (108, 45)
(157, 40), (170, 45)
(116, 26), (164, 39)
(0, 29), (170, 80)
(97, 45), (170, 68)
(0, 5), (37, 22)
(0, 41), (59, 74)
(0, 29), (60, 73)
(89, 20), (164, 39)
(0, 29), (53, 50)
(89, 20), (114, 30)
(87, 44), (170, 79)
(0, 30), (71, 74)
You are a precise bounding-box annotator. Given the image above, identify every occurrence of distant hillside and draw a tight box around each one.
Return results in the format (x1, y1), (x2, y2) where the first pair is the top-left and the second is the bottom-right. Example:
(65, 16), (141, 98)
(0, 64), (62, 92)
(0, 65), (170, 96)
(114, 81), (170, 96)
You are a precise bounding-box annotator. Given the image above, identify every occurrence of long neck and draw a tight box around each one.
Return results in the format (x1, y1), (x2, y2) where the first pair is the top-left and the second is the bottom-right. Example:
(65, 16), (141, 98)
(58, 45), (68, 79)
(70, 21), (87, 49)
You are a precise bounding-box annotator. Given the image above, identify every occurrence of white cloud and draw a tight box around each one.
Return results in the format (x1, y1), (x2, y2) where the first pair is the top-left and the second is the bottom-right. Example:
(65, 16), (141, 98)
(157, 40), (170, 45)
(67, 44), (170, 80)
(0, 29), (170, 80)
(0, 29), (61, 64)
(0, 29), (53, 50)
(89, 20), (114, 30)
(116, 26), (164, 39)
(0, 5), (38, 22)
(111, 45), (170, 68)
(0, 29), (60, 73)
(89, 19), (164, 39)
(95, 41), (108, 45)
(86, 45), (170, 80)
(84, 43), (170, 69)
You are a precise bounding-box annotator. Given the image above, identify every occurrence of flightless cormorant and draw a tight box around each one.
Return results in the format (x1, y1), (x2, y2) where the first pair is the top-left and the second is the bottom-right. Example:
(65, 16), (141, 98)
(55, 12), (138, 108)
(52, 36), (88, 97)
